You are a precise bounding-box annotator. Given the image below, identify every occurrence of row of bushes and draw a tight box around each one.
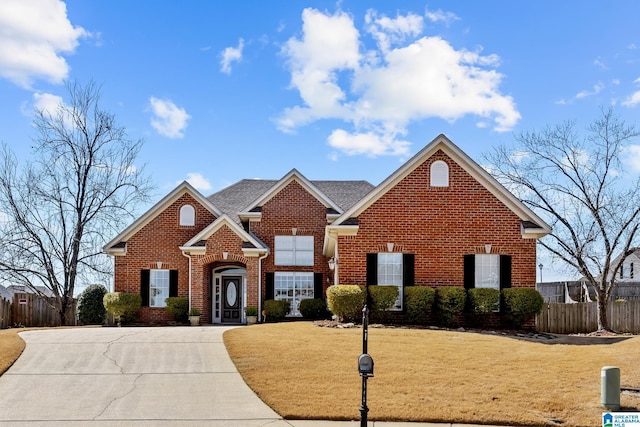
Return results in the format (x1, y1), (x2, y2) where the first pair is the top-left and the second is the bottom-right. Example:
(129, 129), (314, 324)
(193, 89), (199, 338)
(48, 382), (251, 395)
(324, 285), (544, 329)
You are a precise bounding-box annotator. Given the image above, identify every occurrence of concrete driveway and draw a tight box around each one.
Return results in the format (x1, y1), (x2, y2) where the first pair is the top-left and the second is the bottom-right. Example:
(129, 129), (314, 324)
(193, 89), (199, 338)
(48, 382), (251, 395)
(0, 326), (289, 426)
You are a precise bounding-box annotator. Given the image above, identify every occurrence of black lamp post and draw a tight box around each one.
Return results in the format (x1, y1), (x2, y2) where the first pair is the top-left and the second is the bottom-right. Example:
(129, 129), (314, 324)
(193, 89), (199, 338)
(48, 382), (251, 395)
(358, 284), (373, 427)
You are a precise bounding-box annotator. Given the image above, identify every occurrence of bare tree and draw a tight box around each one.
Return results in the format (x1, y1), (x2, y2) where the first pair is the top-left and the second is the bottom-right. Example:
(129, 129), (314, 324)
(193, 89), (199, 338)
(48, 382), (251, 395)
(0, 80), (153, 324)
(486, 109), (640, 332)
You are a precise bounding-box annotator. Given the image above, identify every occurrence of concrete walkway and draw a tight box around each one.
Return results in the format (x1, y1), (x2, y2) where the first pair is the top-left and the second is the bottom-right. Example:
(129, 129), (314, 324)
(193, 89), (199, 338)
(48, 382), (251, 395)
(0, 327), (505, 427)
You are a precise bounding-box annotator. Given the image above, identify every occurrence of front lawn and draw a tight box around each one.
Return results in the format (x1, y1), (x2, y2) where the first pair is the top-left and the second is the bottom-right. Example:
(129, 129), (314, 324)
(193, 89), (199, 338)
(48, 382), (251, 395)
(224, 322), (640, 427)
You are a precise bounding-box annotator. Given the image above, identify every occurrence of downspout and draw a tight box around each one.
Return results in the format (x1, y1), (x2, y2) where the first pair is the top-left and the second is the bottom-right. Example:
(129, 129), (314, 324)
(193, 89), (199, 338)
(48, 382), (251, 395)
(258, 252), (269, 322)
(182, 251), (192, 312)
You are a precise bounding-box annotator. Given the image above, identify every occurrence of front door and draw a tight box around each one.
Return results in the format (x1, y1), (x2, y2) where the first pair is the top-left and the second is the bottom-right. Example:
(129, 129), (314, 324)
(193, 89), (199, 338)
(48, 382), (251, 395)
(222, 276), (242, 323)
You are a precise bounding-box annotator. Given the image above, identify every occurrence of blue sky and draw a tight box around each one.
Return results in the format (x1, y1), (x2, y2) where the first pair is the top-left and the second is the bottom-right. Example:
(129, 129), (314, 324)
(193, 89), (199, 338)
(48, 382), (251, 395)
(1, 0), (640, 281)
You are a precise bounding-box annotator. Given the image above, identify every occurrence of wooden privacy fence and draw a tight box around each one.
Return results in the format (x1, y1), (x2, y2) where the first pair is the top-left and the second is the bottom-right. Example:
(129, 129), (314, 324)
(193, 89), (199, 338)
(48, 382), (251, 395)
(0, 293), (77, 328)
(0, 297), (10, 329)
(536, 302), (640, 334)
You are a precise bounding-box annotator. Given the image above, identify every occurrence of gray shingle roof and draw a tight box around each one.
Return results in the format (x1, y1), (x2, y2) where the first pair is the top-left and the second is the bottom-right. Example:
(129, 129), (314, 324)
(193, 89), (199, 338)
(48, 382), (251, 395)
(207, 178), (374, 223)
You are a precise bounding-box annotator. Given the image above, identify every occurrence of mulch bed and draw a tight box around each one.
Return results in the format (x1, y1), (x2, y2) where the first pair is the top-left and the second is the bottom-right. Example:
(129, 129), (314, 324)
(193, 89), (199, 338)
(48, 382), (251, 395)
(312, 319), (633, 345)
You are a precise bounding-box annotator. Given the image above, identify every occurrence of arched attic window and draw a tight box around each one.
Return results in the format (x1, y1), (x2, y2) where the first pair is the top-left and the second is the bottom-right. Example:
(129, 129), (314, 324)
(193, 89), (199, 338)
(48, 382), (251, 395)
(430, 160), (449, 187)
(179, 205), (195, 226)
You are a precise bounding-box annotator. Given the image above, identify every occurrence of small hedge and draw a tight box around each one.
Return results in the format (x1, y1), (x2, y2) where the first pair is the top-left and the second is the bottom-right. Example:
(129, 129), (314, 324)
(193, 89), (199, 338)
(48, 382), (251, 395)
(326, 285), (366, 322)
(103, 292), (141, 325)
(435, 286), (466, 327)
(78, 284), (108, 325)
(368, 285), (399, 323)
(165, 297), (189, 323)
(404, 286), (435, 325)
(299, 298), (330, 320)
(502, 288), (544, 329)
(468, 288), (500, 315)
(263, 299), (290, 322)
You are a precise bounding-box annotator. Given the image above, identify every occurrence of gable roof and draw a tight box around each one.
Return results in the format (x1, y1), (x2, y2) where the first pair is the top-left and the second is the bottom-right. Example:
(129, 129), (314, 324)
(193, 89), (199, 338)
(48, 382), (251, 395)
(331, 133), (551, 239)
(103, 181), (221, 255)
(180, 214), (268, 256)
(207, 170), (374, 223)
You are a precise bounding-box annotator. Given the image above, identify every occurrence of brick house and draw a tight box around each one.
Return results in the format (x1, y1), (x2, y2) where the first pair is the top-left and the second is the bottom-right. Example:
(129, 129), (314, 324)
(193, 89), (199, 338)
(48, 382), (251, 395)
(104, 134), (550, 324)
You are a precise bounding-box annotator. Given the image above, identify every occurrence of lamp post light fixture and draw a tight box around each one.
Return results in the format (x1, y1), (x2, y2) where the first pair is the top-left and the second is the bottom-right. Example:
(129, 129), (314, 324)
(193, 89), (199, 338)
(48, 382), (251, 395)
(328, 257), (336, 271)
(539, 263), (544, 283)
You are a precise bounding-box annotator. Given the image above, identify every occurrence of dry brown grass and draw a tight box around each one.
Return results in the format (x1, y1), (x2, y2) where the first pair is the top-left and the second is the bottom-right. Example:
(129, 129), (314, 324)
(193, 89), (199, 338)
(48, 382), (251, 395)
(0, 328), (30, 375)
(224, 322), (640, 426)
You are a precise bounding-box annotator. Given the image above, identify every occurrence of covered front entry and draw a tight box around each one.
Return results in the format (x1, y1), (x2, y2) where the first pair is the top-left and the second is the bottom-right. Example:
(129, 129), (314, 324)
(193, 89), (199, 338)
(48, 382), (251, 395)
(212, 267), (246, 324)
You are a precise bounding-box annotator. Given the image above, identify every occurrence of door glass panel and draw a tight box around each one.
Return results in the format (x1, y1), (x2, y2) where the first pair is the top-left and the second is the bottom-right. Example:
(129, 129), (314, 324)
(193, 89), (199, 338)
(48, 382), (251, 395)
(226, 281), (237, 307)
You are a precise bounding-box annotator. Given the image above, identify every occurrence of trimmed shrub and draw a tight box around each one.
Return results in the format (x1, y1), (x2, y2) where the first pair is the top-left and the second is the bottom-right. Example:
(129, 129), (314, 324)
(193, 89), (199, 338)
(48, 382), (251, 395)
(263, 299), (290, 322)
(326, 285), (366, 322)
(468, 288), (500, 327)
(502, 288), (544, 329)
(368, 286), (399, 323)
(245, 306), (258, 316)
(435, 286), (467, 327)
(103, 292), (141, 326)
(404, 286), (435, 325)
(299, 298), (330, 320)
(165, 297), (189, 323)
(78, 284), (108, 325)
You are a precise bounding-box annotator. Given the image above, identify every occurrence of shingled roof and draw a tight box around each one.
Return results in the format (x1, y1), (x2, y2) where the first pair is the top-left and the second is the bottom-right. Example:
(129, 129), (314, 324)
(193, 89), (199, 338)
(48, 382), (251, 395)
(207, 178), (374, 223)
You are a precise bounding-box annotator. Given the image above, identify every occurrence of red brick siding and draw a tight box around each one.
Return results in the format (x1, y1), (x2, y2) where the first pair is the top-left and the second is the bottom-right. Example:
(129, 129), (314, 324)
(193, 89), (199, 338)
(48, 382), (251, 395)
(112, 193), (216, 323)
(250, 180), (333, 300)
(337, 150), (537, 288)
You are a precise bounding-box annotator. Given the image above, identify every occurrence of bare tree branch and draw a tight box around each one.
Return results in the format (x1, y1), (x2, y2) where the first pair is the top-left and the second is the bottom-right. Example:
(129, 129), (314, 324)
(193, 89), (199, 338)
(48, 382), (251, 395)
(0, 80), (153, 323)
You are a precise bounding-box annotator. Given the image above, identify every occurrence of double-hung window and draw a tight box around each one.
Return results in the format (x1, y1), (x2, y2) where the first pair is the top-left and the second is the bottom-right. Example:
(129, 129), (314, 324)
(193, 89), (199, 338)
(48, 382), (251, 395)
(366, 253), (414, 311)
(377, 253), (403, 310)
(150, 269), (170, 308)
(274, 236), (314, 266)
(464, 254), (511, 291)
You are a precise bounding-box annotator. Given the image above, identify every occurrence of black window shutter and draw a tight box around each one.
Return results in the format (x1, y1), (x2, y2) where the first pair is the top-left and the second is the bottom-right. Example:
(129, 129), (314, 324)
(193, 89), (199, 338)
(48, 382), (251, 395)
(169, 270), (178, 297)
(366, 253), (378, 286)
(500, 255), (512, 289)
(266, 272), (274, 300)
(463, 255), (475, 289)
(402, 254), (415, 286)
(314, 273), (323, 300)
(140, 270), (150, 306)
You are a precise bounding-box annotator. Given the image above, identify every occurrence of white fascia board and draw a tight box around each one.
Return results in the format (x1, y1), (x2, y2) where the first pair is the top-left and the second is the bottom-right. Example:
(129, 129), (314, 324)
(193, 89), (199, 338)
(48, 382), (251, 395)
(238, 212), (262, 222)
(104, 247), (127, 256)
(242, 247), (270, 257)
(179, 246), (206, 255)
(323, 224), (359, 256)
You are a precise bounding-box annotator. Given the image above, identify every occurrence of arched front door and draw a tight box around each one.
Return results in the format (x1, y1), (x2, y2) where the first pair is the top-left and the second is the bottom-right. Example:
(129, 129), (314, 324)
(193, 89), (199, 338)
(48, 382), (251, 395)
(222, 276), (242, 323)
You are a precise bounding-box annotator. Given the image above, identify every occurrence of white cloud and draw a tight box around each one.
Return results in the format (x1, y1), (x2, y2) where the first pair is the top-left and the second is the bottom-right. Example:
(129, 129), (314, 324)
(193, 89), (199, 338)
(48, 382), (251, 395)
(0, 0), (89, 88)
(220, 38), (244, 74)
(365, 10), (423, 53)
(622, 145), (640, 172)
(148, 97), (191, 138)
(180, 173), (212, 192)
(575, 82), (604, 99)
(622, 78), (640, 107)
(424, 8), (460, 26)
(622, 91), (640, 107)
(33, 92), (63, 116)
(277, 8), (520, 157)
(328, 129), (410, 157)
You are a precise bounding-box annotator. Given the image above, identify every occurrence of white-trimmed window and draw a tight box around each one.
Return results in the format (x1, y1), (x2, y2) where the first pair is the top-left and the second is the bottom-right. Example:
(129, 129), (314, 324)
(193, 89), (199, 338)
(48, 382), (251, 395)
(150, 269), (170, 307)
(274, 272), (314, 316)
(430, 160), (449, 187)
(475, 255), (500, 289)
(274, 236), (314, 266)
(179, 205), (195, 226)
(377, 252), (403, 310)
